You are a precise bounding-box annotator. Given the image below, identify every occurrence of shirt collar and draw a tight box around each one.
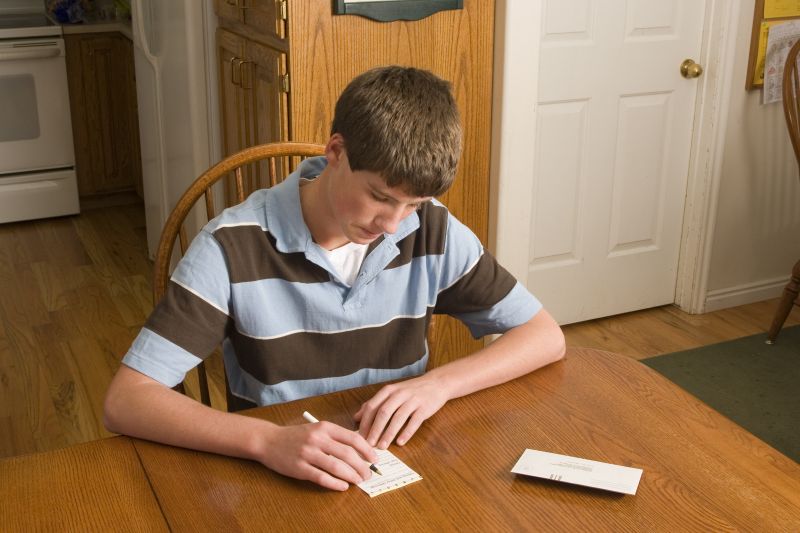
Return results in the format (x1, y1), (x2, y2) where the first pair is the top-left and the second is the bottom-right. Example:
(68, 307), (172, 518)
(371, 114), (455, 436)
(264, 156), (421, 253)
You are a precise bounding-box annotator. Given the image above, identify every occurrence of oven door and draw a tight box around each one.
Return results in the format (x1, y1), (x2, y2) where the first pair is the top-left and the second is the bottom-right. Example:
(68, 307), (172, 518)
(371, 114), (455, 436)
(0, 37), (74, 175)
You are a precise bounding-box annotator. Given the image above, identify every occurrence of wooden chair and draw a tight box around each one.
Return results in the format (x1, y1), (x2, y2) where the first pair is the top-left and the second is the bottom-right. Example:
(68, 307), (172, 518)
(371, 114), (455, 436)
(767, 40), (800, 344)
(153, 142), (325, 407)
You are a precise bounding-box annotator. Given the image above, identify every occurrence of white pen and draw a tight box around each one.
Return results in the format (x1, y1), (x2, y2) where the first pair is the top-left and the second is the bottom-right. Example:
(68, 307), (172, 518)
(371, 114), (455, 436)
(302, 410), (383, 476)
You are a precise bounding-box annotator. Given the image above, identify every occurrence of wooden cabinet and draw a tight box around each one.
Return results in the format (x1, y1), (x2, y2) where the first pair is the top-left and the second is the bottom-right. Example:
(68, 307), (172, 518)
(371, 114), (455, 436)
(215, 2), (289, 202)
(65, 32), (142, 198)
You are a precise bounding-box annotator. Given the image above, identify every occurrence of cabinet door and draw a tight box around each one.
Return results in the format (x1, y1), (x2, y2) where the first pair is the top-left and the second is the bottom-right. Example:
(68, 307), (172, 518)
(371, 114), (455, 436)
(65, 33), (142, 196)
(245, 39), (289, 190)
(244, 0), (285, 41)
(214, 0), (243, 24)
(215, 0), (285, 42)
(216, 28), (252, 203)
(217, 29), (288, 202)
(216, 28), (248, 159)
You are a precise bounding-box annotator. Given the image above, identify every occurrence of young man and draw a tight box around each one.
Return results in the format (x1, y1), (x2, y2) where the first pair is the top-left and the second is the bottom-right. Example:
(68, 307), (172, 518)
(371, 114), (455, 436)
(104, 66), (565, 492)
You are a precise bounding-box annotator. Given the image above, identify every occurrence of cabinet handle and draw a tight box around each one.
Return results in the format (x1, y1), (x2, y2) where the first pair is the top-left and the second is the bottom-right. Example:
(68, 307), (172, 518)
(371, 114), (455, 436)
(239, 60), (253, 90)
(230, 57), (243, 86)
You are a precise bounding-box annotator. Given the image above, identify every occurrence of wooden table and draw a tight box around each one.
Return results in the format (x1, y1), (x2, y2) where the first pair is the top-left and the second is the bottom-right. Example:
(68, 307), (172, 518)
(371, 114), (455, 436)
(133, 348), (800, 532)
(0, 437), (168, 531)
(3, 348), (799, 531)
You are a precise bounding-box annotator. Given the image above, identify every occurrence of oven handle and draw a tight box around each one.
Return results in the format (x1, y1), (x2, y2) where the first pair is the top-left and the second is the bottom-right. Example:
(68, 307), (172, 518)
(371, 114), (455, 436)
(0, 47), (60, 61)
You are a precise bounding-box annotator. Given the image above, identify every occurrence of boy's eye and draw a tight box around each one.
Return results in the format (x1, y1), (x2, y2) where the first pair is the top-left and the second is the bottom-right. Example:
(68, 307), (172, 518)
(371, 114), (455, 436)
(371, 192), (389, 202)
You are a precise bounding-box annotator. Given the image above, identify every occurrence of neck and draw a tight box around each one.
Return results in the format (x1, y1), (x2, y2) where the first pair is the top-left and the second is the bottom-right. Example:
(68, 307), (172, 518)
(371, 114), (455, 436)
(299, 171), (349, 250)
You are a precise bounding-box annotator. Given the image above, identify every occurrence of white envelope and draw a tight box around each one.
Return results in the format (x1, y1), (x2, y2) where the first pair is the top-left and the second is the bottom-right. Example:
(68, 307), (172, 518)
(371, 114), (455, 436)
(511, 449), (643, 495)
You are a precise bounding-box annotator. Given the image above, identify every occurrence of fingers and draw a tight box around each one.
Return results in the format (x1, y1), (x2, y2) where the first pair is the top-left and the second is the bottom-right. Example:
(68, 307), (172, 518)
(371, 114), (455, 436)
(356, 389), (392, 443)
(395, 410), (426, 446)
(302, 440), (366, 486)
(303, 421), (376, 482)
(359, 387), (424, 449)
(356, 379), (447, 449)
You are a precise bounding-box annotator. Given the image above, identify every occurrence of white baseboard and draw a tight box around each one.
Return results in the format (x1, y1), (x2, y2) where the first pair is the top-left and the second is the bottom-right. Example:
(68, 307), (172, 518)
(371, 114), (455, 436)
(703, 276), (790, 312)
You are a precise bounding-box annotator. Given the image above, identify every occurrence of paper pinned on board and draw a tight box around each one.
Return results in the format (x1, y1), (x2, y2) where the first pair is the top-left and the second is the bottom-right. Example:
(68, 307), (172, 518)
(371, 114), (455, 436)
(763, 20), (800, 104)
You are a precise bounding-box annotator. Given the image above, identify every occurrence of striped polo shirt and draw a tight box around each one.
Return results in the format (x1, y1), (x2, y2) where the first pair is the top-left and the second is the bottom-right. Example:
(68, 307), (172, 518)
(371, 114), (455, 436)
(122, 157), (542, 407)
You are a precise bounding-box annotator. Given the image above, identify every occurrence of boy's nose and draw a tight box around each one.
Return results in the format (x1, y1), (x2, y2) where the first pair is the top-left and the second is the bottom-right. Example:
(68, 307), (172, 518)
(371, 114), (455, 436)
(376, 216), (400, 235)
(376, 205), (408, 234)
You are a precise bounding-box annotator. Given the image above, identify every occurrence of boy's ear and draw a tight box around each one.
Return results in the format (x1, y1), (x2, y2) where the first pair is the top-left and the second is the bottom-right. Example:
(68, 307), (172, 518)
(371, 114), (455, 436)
(325, 134), (346, 167)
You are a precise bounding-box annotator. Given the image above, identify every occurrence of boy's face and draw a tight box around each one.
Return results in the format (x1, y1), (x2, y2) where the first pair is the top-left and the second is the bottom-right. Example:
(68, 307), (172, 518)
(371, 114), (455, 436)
(323, 138), (431, 246)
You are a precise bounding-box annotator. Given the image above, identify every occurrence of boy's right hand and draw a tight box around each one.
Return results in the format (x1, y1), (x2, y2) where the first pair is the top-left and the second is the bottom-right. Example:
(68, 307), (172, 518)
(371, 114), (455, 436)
(257, 421), (378, 491)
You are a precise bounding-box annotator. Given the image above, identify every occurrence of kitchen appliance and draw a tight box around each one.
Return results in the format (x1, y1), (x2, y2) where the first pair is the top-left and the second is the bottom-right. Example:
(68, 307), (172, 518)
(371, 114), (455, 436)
(131, 0), (218, 257)
(0, 4), (80, 223)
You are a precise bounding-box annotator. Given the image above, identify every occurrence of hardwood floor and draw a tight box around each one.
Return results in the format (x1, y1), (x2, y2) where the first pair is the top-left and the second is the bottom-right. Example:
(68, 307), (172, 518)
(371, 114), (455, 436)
(563, 298), (800, 361)
(1, 203), (798, 459)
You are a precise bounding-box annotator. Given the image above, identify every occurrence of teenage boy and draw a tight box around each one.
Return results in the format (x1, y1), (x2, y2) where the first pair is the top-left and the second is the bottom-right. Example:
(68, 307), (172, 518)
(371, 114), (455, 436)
(104, 66), (565, 491)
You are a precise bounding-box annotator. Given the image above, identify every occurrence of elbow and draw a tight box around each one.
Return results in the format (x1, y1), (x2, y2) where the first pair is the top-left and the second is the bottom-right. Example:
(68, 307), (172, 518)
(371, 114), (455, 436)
(537, 310), (566, 365)
(102, 371), (130, 434)
(551, 329), (567, 363)
(102, 386), (122, 434)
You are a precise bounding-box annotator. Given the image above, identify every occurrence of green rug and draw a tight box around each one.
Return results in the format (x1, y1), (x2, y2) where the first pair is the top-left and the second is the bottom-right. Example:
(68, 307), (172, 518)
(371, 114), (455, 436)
(643, 326), (800, 463)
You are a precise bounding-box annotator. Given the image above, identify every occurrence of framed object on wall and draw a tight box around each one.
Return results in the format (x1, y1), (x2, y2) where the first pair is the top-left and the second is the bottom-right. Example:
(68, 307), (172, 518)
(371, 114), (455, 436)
(746, 0), (800, 89)
(333, 0), (463, 22)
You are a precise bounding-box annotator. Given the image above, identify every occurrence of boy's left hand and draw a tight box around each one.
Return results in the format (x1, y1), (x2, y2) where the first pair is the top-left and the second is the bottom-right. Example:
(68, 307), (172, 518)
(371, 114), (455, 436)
(353, 375), (448, 449)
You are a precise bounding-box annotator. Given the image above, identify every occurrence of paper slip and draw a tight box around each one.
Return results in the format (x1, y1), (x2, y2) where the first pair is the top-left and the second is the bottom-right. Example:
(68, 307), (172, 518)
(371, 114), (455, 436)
(511, 449), (643, 495)
(357, 448), (422, 497)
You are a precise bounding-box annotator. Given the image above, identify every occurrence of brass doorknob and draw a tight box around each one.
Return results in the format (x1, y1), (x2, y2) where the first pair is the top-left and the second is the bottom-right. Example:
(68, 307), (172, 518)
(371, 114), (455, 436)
(680, 59), (703, 79)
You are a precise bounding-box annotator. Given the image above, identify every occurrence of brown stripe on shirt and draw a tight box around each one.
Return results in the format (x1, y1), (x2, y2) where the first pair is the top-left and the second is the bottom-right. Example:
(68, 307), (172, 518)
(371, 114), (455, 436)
(386, 202), (448, 270)
(146, 281), (232, 359)
(228, 310), (433, 385)
(213, 225), (330, 284)
(435, 251), (517, 314)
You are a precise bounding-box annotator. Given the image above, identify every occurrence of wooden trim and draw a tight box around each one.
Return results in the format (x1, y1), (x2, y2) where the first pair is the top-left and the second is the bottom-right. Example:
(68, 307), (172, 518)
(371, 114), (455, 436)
(675, 0), (740, 314)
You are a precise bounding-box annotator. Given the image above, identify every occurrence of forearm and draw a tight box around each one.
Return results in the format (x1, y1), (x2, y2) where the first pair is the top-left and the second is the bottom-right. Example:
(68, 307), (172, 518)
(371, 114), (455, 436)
(426, 309), (565, 401)
(354, 309), (565, 448)
(104, 364), (379, 491)
(103, 365), (273, 462)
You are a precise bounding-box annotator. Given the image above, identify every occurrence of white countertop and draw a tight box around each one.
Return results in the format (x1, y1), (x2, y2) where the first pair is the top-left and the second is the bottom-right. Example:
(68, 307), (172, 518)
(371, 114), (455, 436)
(57, 18), (132, 40)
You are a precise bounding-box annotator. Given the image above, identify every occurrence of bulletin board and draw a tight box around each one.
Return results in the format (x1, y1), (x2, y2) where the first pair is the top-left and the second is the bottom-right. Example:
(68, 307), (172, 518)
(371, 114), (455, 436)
(746, 0), (800, 89)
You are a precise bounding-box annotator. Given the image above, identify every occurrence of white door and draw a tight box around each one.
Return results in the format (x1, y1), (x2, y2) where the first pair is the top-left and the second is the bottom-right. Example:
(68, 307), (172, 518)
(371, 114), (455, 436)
(523, 0), (705, 324)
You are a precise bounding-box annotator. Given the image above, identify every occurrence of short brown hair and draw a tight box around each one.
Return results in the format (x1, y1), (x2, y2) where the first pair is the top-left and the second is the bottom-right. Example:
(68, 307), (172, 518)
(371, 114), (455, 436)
(331, 66), (462, 197)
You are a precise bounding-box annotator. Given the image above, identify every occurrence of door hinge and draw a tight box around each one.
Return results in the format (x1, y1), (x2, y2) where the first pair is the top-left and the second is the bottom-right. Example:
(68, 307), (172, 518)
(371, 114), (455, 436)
(280, 73), (290, 93)
(279, 0), (288, 21)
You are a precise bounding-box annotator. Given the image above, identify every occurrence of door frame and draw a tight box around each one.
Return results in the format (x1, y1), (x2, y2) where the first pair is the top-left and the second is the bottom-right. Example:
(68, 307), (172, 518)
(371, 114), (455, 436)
(489, 0), (740, 319)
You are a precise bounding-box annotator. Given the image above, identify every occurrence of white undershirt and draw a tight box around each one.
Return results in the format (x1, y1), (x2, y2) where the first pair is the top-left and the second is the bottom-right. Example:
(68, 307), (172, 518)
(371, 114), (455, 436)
(322, 241), (369, 286)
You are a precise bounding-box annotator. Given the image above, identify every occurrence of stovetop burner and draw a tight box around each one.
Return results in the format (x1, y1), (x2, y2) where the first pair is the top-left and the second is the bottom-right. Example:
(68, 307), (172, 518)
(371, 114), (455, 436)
(0, 12), (62, 39)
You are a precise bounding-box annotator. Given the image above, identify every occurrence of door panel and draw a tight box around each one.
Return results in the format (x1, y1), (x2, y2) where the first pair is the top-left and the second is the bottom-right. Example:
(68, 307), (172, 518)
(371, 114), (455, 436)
(247, 40), (288, 189)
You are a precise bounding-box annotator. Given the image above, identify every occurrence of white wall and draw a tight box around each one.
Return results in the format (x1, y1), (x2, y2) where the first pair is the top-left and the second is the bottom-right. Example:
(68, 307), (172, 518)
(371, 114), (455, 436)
(704, 0), (800, 311)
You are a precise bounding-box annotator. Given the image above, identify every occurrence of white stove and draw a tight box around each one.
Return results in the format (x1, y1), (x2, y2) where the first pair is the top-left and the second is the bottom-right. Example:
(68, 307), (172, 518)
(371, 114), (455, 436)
(0, 4), (79, 223)
(0, 12), (61, 38)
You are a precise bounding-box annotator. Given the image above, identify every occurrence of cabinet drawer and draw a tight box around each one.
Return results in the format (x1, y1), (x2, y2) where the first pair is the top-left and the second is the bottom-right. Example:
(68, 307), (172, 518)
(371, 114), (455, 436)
(215, 0), (286, 46)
